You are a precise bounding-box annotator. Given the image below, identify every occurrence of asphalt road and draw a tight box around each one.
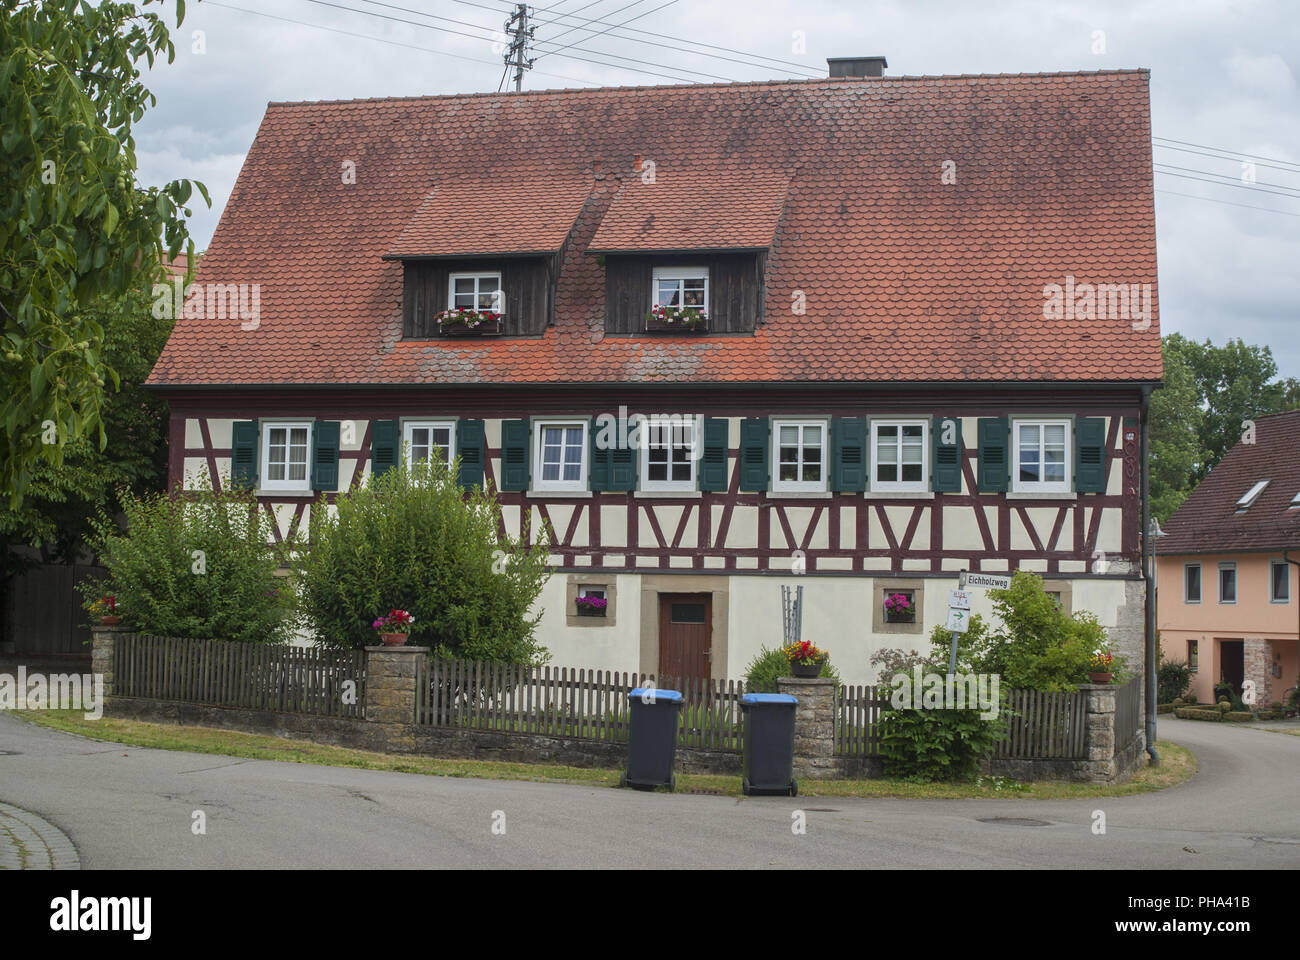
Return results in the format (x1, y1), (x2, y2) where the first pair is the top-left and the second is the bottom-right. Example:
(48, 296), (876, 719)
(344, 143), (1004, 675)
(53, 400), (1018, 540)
(0, 713), (1297, 869)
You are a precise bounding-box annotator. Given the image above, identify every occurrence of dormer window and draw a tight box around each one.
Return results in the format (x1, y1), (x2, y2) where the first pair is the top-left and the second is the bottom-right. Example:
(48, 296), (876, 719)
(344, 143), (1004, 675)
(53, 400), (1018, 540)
(1289, 490), (1300, 509)
(449, 272), (503, 312)
(652, 267), (708, 312)
(1235, 479), (1270, 511)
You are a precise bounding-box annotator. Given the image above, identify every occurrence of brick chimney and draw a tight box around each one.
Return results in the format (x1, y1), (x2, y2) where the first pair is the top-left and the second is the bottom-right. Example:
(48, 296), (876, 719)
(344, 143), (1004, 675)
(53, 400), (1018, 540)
(827, 56), (887, 78)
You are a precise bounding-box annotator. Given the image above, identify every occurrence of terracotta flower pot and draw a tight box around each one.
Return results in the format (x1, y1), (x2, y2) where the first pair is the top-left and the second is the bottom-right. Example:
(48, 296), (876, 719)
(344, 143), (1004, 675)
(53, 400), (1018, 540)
(99, 616), (121, 626)
(1089, 672), (1113, 684)
(792, 661), (823, 678)
(381, 633), (407, 647)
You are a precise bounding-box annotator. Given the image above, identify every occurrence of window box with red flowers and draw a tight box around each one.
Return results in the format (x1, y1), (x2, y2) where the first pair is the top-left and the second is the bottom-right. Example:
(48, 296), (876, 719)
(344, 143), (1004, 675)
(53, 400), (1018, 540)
(575, 594), (608, 618)
(435, 308), (503, 337)
(644, 304), (708, 333)
(883, 591), (915, 623)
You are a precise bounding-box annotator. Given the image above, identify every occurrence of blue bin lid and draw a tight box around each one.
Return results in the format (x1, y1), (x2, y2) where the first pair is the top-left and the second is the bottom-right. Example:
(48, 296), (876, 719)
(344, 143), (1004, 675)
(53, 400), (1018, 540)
(629, 687), (683, 703)
(741, 693), (798, 706)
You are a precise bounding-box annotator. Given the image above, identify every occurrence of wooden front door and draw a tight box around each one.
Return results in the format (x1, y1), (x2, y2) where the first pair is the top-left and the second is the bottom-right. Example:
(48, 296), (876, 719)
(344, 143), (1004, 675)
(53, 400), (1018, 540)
(658, 594), (712, 683)
(1219, 639), (1244, 696)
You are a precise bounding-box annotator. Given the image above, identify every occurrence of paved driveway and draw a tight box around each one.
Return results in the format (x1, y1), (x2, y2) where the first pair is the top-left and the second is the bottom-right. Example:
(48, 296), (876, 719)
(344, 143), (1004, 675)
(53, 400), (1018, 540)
(0, 713), (1296, 869)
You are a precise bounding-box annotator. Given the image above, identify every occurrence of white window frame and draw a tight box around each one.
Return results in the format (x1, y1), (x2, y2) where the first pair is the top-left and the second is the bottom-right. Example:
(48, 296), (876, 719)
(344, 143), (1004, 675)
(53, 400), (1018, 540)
(640, 417), (697, 492)
(260, 420), (313, 492)
(1011, 418), (1072, 494)
(578, 584), (607, 601)
(650, 266), (709, 313)
(1270, 559), (1291, 604)
(772, 419), (828, 493)
(1218, 561), (1237, 605)
(532, 419), (588, 493)
(1184, 562), (1202, 604)
(870, 419), (929, 493)
(1236, 479), (1270, 510)
(403, 420), (456, 475)
(447, 272), (504, 313)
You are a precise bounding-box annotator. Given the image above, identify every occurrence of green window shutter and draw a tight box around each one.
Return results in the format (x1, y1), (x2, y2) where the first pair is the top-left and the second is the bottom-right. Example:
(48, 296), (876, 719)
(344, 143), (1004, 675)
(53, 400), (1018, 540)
(370, 420), (399, 479)
(976, 417), (1009, 492)
(609, 420), (637, 492)
(931, 416), (963, 493)
(230, 421), (259, 490)
(1075, 417), (1108, 493)
(457, 419), (486, 489)
(738, 418), (770, 492)
(499, 419), (530, 491)
(830, 417), (867, 492)
(588, 420), (608, 492)
(311, 420), (340, 491)
(698, 418), (729, 491)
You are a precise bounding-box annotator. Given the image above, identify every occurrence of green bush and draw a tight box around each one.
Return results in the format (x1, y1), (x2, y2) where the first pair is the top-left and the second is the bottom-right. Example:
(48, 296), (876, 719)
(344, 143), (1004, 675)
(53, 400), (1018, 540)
(79, 482), (293, 643)
(879, 706), (1007, 782)
(744, 644), (838, 691)
(295, 456), (551, 662)
(1174, 707), (1223, 722)
(1225, 712), (1254, 723)
(1156, 651), (1193, 704)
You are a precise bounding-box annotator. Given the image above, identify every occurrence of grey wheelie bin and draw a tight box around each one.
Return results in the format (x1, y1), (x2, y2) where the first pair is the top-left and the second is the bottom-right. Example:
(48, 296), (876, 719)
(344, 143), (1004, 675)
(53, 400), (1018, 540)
(740, 693), (799, 796)
(621, 687), (683, 791)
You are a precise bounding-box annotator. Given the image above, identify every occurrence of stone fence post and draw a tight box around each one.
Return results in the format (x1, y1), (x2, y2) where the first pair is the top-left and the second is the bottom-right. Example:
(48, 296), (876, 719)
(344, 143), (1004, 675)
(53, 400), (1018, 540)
(776, 676), (837, 779)
(363, 645), (426, 753)
(1081, 683), (1117, 782)
(90, 623), (127, 697)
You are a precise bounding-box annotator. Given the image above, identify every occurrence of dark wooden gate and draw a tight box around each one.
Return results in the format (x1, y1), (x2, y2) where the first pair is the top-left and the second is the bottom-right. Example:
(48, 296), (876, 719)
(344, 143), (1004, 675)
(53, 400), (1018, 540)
(658, 593), (712, 682)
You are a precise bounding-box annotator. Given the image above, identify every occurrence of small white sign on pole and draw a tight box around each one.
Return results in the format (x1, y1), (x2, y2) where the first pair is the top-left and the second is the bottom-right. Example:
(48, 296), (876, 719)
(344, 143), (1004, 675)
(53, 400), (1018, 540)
(948, 589), (972, 610)
(964, 572), (1012, 591)
(946, 608), (971, 633)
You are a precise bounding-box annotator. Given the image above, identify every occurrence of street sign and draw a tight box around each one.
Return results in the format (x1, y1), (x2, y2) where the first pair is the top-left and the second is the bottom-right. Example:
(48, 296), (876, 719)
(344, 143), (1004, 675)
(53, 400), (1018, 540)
(948, 589), (972, 610)
(964, 572), (1012, 590)
(946, 608), (970, 633)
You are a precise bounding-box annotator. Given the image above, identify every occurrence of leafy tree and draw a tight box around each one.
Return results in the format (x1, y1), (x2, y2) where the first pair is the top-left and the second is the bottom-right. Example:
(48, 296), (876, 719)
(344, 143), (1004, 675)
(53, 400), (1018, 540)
(1149, 335), (1204, 522)
(296, 457), (553, 663)
(1, 0), (206, 506)
(0, 281), (176, 584)
(79, 480), (295, 644)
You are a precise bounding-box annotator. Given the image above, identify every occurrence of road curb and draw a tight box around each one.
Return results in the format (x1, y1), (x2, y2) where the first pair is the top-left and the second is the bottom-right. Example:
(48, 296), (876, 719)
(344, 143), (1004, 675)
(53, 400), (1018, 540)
(0, 801), (80, 870)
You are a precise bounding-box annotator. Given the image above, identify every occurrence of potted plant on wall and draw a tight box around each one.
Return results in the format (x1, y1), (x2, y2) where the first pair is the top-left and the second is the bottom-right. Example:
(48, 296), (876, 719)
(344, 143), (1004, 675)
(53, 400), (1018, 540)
(434, 307), (503, 337)
(883, 591), (915, 623)
(1088, 649), (1114, 684)
(372, 609), (415, 646)
(575, 594), (608, 618)
(89, 594), (120, 626)
(783, 640), (828, 678)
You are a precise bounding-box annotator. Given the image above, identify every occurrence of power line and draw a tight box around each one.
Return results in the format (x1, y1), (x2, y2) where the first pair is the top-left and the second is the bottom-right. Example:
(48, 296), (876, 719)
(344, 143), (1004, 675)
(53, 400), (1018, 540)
(1153, 162), (1300, 195)
(1154, 136), (1300, 171)
(1154, 142), (1300, 175)
(1156, 188), (1300, 219)
(202, 0), (598, 86)
(1154, 167), (1300, 201)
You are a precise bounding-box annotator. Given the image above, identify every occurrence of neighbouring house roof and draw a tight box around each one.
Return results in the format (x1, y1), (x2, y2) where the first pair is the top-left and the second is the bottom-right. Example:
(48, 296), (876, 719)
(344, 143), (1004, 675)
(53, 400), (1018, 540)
(587, 170), (790, 253)
(146, 71), (1162, 388)
(385, 177), (593, 258)
(1157, 410), (1300, 556)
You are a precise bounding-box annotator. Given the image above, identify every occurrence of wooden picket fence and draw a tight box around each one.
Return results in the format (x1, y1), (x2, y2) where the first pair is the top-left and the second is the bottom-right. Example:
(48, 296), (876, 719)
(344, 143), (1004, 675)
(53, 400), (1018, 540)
(415, 658), (751, 751)
(1114, 677), (1141, 752)
(994, 688), (1088, 759)
(112, 634), (365, 719)
(835, 684), (889, 756)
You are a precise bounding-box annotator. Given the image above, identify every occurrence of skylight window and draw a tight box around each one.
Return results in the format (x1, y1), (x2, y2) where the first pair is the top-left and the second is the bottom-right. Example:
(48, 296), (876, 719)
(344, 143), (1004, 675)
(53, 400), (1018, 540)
(1236, 479), (1270, 510)
(1291, 490), (1300, 509)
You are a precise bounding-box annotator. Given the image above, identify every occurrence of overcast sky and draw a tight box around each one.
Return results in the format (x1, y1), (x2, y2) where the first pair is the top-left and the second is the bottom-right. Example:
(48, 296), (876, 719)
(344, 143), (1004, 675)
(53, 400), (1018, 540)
(135, 0), (1300, 377)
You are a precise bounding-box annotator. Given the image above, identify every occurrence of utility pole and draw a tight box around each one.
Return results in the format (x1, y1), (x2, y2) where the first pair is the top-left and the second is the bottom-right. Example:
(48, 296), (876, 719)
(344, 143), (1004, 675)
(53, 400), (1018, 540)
(503, 3), (535, 93)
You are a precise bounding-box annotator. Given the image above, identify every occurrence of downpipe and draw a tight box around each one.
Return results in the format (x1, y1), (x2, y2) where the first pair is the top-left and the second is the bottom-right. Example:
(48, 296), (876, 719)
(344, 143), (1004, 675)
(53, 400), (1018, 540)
(1142, 385), (1159, 766)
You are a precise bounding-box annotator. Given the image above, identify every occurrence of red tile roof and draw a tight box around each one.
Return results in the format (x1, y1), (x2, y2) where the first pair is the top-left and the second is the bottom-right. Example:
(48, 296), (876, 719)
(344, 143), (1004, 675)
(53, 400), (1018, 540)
(588, 170), (790, 252)
(385, 176), (591, 257)
(147, 72), (1162, 387)
(1157, 410), (1300, 555)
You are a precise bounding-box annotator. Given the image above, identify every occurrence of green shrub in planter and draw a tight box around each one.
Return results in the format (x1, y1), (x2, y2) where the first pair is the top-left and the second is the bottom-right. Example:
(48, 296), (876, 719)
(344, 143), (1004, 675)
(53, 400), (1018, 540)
(79, 481), (294, 643)
(744, 644), (838, 691)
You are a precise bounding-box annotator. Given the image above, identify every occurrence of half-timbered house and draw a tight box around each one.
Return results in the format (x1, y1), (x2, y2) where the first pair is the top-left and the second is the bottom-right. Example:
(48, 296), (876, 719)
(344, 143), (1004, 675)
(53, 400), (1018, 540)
(147, 60), (1162, 686)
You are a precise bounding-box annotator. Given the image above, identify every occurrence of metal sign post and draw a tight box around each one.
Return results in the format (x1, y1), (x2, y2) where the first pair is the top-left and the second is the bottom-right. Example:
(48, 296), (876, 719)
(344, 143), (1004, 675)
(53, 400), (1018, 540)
(947, 570), (969, 674)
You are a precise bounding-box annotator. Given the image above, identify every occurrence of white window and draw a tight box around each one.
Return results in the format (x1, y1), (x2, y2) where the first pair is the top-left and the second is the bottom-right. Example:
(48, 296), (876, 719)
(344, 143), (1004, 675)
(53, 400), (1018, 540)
(1236, 480), (1270, 510)
(1013, 419), (1071, 493)
(404, 421), (455, 474)
(641, 417), (696, 491)
(1271, 560), (1291, 603)
(1184, 563), (1201, 604)
(1218, 562), (1237, 604)
(533, 420), (587, 492)
(447, 273), (503, 312)
(261, 421), (311, 491)
(773, 420), (827, 493)
(871, 420), (928, 492)
(651, 267), (708, 312)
